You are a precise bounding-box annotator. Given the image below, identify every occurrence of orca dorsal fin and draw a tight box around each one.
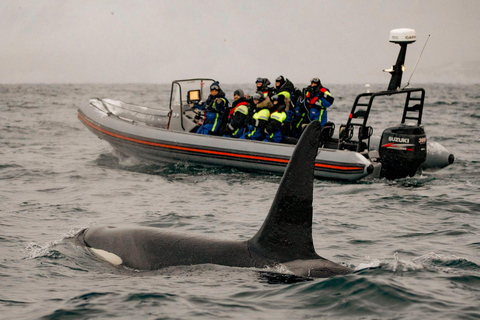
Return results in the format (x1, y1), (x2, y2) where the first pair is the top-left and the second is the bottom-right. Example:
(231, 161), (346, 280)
(249, 121), (322, 262)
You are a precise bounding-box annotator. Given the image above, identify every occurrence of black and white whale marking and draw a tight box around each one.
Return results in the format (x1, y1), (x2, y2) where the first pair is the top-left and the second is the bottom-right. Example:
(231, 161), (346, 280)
(75, 121), (352, 278)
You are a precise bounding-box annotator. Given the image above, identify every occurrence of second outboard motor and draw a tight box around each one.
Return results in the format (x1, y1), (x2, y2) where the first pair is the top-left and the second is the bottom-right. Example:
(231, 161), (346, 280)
(379, 125), (427, 179)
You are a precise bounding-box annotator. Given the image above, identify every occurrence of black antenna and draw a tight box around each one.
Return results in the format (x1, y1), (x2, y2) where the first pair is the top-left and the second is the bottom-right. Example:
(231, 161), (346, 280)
(403, 34), (431, 89)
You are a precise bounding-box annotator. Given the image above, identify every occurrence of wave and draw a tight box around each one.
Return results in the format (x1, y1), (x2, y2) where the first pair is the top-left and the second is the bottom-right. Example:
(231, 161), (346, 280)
(93, 151), (279, 183)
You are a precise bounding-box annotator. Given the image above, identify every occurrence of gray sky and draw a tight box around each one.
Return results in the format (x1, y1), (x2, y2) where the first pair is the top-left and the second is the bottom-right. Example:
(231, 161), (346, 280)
(1, 0), (479, 85)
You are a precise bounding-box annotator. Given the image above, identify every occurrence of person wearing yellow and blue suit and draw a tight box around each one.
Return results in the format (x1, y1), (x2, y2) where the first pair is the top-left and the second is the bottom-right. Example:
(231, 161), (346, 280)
(196, 81), (229, 135)
(240, 92), (270, 141)
(263, 94), (288, 143)
(274, 75), (295, 105)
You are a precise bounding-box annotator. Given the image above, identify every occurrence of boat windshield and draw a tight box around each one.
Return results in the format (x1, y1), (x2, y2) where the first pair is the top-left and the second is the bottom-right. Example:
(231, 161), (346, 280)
(170, 79), (216, 111)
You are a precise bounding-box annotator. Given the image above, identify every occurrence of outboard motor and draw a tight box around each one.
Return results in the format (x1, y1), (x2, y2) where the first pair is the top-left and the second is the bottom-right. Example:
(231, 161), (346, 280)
(379, 125), (427, 179)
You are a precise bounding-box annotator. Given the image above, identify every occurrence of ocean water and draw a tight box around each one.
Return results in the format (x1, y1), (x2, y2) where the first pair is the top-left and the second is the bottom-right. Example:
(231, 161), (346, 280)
(1, 83), (479, 319)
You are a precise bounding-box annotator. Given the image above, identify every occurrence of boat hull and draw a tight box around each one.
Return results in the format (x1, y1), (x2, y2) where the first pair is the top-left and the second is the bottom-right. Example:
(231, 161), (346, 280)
(78, 105), (373, 181)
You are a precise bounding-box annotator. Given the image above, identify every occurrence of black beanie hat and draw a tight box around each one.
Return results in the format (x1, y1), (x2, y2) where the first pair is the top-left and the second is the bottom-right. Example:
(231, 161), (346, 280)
(210, 81), (220, 91)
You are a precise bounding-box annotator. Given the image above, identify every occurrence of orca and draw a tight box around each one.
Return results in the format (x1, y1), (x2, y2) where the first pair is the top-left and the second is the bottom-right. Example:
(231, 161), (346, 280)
(75, 120), (353, 278)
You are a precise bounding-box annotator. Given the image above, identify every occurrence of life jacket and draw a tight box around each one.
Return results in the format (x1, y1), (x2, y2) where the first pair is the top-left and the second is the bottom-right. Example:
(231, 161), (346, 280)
(234, 104), (249, 116)
(270, 110), (287, 123)
(276, 78), (295, 96)
(224, 104), (249, 137)
(306, 87), (333, 109)
(252, 108), (270, 123)
(203, 95), (228, 133)
(244, 108), (270, 139)
(229, 104), (249, 130)
(229, 100), (248, 118)
(265, 110), (287, 141)
(210, 97), (227, 112)
(277, 91), (291, 99)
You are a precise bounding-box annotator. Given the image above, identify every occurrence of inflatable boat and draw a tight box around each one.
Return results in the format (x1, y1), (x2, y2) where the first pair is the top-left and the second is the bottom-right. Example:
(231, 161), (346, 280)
(78, 29), (454, 181)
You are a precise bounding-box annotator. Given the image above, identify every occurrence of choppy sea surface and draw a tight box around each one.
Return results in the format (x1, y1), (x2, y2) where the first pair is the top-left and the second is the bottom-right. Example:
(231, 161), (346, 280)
(1, 83), (479, 319)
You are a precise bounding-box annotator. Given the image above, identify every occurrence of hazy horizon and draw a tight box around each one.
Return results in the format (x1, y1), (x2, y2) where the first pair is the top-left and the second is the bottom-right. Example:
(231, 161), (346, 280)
(2, 0), (479, 85)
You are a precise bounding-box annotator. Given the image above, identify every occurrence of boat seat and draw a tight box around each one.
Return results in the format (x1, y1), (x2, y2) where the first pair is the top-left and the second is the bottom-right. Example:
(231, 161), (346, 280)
(321, 138), (340, 149)
(283, 137), (299, 145)
(319, 122), (335, 147)
(358, 126), (373, 140)
(339, 124), (354, 141)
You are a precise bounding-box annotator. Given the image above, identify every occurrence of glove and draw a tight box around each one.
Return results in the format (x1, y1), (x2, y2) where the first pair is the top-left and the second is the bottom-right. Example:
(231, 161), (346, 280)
(194, 101), (205, 109)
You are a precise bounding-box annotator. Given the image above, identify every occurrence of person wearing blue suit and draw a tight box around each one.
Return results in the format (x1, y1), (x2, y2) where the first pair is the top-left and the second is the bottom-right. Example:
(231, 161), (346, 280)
(196, 82), (229, 135)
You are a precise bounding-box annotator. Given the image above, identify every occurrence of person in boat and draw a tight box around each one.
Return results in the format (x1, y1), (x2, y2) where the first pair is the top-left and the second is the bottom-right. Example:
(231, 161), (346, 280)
(290, 78), (334, 138)
(263, 94), (289, 143)
(254, 78), (274, 110)
(305, 77), (334, 127)
(291, 87), (310, 138)
(195, 81), (229, 135)
(223, 89), (250, 138)
(274, 75), (295, 106)
(240, 92), (270, 141)
(272, 75), (296, 138)
(255, 78), (275, 98)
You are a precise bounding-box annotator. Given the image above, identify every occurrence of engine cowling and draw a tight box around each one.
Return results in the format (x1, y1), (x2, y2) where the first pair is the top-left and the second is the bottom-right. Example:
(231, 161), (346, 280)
(379, 125), (427, 179)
